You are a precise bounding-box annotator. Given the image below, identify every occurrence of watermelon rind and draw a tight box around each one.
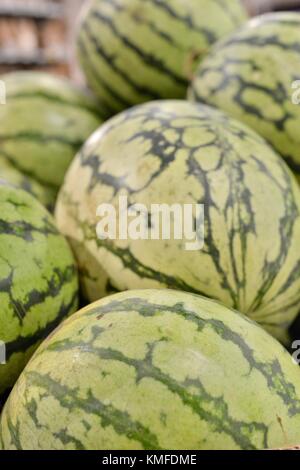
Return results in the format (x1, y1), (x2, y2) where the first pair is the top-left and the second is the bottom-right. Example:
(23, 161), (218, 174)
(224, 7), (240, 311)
(0, 181), (79, 396)
(55, 100), (300, 342)
(189, 12), (300, 181)
(0, 71), (103, 204)
(1, 289), (300, 450)
(76, 0), (248, 115)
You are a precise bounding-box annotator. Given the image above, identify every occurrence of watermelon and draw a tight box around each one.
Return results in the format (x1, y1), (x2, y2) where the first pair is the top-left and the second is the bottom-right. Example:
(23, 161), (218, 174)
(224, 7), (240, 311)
(2, 289), (300, 450)
(76, 0), (248, 116)
(55, 100), (300, 343)
(0, 158), (54, 211)
(0, 71), (103, 209)
(0, 181), (78, 396)
(189, 12), (300, 181)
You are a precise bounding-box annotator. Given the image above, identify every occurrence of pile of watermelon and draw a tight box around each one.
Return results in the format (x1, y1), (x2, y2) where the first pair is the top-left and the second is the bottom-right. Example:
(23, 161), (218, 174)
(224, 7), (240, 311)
(0, 0), (300, 451)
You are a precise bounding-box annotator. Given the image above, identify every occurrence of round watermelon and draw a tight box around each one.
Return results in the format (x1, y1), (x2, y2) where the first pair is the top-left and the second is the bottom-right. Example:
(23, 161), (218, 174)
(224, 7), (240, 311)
(189, 12), (300, 182)
(76, 0), (248, 116)
(55, 100), (300, 343)
(0, 158), (54, 211)
(0, 71), (103, 208)
(2, 289), (300, 450)
(0, 181), (79, 396)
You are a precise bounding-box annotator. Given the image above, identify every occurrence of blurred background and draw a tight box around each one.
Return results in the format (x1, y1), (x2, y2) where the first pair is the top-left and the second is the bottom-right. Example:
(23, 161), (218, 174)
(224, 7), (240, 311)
(0, 0), (299, 83)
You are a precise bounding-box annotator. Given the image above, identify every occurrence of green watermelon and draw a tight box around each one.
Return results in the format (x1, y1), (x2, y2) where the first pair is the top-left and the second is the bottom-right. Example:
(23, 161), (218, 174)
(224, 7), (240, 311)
(2, 289), (300, 450)
(76, 0), (248, 116)
(0, 181), (78, 396)
(0, 158), (54, 211)
(189, 12), (300, 181)
(0, 71), (103, 208)
(55, 100), (300, 343)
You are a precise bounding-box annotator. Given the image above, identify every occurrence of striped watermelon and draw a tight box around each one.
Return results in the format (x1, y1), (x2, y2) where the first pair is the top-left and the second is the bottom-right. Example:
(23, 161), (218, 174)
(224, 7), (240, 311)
(2, 289), (300, 450)
(0, 72), (103, 209)
(76, 0), (248, 116)
(55, 100), (300, 343)
(0, 181), (78, 397)
(189, 12), (300, 182)
(0, 158), (54, 211)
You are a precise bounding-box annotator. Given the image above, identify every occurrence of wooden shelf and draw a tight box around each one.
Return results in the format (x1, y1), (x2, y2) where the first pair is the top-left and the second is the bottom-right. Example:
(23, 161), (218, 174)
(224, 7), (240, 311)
(0, 1), (63, 20)
(0, 48), (67, 66)
(0, 1), (76, 77)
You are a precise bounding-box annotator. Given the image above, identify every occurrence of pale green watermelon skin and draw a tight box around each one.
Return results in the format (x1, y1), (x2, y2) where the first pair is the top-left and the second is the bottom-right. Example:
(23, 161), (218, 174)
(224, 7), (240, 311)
(2, 289), (300, 450)
(0, 71), (103, 208)
(76, 0), (248, 116)
(189, 12), (300, 181)
(55, 100), (300, 343)
(0, 181), (79, 396)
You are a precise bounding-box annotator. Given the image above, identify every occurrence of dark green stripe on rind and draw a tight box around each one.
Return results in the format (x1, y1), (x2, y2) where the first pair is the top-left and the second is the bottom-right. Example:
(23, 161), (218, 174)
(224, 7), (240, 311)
(104, 0), (183, 49)
(0, 182), (79, 395)
(5, 91), (101, 119)
(25, 371), (161, 451)
(91, 9), (188, 87)
(79, 21), (163, 101)
(190, 12), (300, 175)
(40, 340), (267, 450)
(5, 291), (78, 360)
(55, 100), (300, 343)
(142, 0), (218, 42)
(76, 0), (248, 113)
(2, 290), (300, 450)
(77, 39), (135, 113)
(66, 204), (209, 297)
(0, 149), (58, 192)
(79, 297), (300, 416)
(0, 71), (103, 192)
(0, 131), (84, 149)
